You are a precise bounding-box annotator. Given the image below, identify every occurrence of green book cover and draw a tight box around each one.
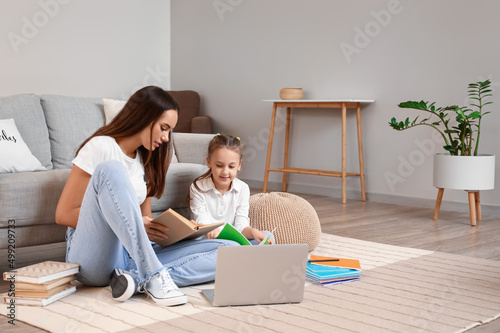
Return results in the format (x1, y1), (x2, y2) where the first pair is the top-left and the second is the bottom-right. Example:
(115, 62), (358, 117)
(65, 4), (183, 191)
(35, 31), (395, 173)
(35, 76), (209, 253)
(217, 223), (251, 245)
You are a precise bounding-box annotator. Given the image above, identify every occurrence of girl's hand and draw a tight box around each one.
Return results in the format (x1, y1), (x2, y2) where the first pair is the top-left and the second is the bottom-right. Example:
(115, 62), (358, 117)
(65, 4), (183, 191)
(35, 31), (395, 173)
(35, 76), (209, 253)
(206, 228), (221, 239)
(251, 229), (272, 244)
(143, 216), (169, 241)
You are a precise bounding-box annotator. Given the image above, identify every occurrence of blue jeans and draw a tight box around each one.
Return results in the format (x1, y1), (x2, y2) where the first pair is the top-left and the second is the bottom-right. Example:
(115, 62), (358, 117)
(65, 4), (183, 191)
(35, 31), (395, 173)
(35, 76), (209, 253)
(65, 160), (238, 288)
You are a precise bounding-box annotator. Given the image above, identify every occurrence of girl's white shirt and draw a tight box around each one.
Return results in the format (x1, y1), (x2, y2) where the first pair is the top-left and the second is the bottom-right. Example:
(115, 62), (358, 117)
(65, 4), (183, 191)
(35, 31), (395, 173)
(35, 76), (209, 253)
(72, 136), (147, 204)
(189, 176), (250, 232)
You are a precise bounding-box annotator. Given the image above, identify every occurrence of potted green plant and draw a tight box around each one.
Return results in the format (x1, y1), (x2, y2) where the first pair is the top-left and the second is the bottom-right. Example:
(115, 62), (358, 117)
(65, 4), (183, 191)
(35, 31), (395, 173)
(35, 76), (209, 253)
(389, 79), (495, 225)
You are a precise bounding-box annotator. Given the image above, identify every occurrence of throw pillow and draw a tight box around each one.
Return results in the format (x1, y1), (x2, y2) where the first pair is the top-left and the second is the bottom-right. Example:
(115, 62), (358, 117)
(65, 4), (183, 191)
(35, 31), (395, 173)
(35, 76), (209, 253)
(0, 119), (47, 173)
(102, 98), (178, 163)
(102, 98), (127, 125)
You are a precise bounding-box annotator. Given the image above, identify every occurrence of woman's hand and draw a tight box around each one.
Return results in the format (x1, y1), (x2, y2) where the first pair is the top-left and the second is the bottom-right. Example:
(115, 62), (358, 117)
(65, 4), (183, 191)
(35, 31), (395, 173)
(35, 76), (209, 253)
(143, 216), (169, 241)
(206, 228), (221, 239)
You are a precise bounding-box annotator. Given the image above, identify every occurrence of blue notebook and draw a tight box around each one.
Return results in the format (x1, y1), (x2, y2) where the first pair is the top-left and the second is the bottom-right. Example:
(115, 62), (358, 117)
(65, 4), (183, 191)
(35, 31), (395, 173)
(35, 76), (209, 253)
(306, 263), (360, 280)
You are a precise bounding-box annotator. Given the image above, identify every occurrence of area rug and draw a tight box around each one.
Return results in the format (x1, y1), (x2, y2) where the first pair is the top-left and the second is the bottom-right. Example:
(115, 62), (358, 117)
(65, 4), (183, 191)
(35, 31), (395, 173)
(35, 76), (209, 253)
(3, 233), (500, 333)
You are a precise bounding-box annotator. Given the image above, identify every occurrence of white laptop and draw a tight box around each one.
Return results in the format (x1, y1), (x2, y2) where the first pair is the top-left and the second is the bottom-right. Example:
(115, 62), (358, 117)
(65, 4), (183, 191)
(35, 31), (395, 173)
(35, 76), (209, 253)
(201, 244), (309, 307)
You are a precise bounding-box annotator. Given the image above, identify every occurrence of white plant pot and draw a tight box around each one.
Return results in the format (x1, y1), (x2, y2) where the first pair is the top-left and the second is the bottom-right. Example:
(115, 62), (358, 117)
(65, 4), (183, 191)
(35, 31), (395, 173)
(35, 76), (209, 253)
(433, 153), (496, 190)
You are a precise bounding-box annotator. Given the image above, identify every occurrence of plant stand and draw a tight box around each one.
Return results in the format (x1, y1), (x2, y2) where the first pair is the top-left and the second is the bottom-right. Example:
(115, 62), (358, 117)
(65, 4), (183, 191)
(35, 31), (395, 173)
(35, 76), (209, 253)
(433, 188), (481, 226)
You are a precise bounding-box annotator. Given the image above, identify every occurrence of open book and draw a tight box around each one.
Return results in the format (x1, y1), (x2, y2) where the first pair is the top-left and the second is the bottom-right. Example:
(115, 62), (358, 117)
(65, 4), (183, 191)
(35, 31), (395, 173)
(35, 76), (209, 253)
(217, 223), (275, 245)
(152, 209), (224, 247)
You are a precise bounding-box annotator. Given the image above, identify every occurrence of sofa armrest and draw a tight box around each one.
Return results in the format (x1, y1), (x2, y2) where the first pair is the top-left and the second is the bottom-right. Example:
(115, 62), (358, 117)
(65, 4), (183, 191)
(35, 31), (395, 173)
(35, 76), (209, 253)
(191, 115), (212, 134)
(172, 132), (214, 164)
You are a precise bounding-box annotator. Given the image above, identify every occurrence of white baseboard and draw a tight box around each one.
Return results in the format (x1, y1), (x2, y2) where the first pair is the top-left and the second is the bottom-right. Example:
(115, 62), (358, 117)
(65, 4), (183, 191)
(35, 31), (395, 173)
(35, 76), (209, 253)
(243, 179), (500, 216)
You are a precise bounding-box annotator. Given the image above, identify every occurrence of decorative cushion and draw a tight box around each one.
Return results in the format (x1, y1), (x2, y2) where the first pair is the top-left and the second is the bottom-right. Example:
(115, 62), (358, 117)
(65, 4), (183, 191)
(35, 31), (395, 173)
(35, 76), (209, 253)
(249, 192), (322, 251)
(103, 98), (178, 163)
(0, 94), (53, 169)
(0, 119), (46, 173)
(102, 98), (126, 125)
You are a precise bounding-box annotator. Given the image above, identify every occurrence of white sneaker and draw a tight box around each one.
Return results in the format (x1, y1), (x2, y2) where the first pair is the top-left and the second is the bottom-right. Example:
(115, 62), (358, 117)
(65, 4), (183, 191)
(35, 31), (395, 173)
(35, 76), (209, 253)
(110, 269), (137, 302)
(145, 269), (187, 306)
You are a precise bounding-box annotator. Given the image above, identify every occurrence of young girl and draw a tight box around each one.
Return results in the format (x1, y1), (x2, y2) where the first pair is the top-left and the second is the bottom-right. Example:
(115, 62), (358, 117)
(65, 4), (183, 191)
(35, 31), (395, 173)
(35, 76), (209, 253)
(189, 134), (274, 245)
(55, 87), (237, 307)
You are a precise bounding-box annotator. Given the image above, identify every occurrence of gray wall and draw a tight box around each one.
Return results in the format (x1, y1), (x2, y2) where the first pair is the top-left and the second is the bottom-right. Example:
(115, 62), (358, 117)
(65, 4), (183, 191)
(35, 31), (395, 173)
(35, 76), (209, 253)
(171, 0), (500, 212)
(1, 0), (171, 99)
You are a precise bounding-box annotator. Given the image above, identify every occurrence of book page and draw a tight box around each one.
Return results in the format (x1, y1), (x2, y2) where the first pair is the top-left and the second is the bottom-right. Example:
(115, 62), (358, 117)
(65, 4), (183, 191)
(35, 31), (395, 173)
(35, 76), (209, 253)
(153, 209), (224, 247)
(217, 223), (251, 246)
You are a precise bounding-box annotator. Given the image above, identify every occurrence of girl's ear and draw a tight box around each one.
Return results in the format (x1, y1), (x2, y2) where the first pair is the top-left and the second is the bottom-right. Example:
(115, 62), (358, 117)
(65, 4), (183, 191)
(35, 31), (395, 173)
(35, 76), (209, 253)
(237, 159), (242, 171)
(206, 157), (211, 169)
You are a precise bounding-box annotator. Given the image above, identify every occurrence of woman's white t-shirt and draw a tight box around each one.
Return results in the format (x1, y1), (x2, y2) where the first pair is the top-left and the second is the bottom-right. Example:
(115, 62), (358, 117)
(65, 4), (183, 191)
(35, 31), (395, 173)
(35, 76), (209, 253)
(72, 136), (147, 204)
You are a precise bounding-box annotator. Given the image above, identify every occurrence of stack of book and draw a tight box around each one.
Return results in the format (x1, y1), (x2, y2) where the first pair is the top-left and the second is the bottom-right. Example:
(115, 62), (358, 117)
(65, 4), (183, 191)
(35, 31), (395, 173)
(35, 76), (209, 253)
(3, 261), (80, 306)
(306, 255), (361, 286)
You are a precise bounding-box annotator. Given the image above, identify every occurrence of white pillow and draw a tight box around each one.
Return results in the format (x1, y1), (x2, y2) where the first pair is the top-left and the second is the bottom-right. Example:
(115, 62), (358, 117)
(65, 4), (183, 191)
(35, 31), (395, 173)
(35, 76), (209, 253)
(102, 98), (178, 163)
(102, 98), (126, 125)
(0, 119), (46, 173)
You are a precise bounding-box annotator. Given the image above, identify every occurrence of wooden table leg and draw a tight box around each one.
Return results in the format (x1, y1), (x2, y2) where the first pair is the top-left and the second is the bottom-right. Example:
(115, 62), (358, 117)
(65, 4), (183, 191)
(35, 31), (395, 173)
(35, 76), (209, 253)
(468, 191), (477, 226)
(475, 191), (482, 220)
(263, 103), (278, 193)
(356, 103), (366, 202)
(433, 188), (444, 220)
(341, 102), (347, 204)
(282, 107), (291, 192)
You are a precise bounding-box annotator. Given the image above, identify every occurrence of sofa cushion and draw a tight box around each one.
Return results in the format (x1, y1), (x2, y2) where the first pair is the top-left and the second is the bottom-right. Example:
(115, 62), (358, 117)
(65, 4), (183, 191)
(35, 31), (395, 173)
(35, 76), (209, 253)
(0, 169), (70, 228)
(0, 119), (46, 173)
(41, 95), (105, 169)
(0, 94), (53, 169)
(172, 132), (213, 164)
(0, 224), (66, 249)
(151, 162), (208, 212)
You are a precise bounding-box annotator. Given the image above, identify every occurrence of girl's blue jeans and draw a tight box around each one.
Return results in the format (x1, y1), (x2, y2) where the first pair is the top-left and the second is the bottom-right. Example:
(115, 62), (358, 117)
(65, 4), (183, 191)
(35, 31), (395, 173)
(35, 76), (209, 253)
(65, 160), (238, 288)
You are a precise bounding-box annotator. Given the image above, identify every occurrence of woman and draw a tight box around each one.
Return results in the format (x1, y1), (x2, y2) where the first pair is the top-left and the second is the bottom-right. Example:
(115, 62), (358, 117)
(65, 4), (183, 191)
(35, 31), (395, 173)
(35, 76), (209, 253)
(55, 86), (237, 307)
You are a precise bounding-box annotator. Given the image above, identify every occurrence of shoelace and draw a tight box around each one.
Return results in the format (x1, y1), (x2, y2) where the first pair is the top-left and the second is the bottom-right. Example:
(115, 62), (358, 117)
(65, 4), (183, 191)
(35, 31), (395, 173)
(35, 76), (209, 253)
(157, 270), (178, 290)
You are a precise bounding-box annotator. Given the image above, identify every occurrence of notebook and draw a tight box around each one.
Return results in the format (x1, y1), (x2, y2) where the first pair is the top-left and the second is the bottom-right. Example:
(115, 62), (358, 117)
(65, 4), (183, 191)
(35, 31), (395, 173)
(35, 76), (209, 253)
(202, 244), (308, 307)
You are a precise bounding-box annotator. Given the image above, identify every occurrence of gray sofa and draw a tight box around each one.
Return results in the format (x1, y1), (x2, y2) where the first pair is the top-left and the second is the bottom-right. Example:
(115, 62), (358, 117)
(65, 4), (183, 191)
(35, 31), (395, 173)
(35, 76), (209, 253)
(0, 93), (212, 249)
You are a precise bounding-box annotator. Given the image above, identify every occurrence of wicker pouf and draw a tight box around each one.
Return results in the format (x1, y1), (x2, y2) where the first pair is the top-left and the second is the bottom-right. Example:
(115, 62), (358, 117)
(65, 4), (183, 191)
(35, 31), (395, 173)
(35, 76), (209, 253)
(249, 192), (321, 251)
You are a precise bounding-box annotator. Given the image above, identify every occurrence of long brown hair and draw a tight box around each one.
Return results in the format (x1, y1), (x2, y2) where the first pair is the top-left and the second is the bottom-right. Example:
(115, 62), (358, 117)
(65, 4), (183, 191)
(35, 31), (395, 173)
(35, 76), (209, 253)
(186, 134), (244, 205)
(77, 86), (179, 199)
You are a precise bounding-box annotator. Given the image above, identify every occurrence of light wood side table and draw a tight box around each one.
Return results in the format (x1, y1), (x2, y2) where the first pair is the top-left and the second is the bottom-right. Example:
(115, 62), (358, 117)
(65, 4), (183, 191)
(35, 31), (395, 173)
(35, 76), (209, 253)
(262, 99), (374, 204)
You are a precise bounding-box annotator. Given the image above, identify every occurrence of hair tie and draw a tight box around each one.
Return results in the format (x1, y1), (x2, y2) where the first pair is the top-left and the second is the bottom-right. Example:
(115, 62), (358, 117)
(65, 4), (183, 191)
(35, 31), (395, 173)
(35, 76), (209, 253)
(236, 137), (240, 141)
(216, 133), (221, 136)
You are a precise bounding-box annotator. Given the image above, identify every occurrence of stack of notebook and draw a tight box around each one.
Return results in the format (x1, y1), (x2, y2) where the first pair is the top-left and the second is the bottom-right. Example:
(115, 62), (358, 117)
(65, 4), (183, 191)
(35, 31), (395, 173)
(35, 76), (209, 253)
(306, 255), (361, 285)
(3, 261), (80, 306)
